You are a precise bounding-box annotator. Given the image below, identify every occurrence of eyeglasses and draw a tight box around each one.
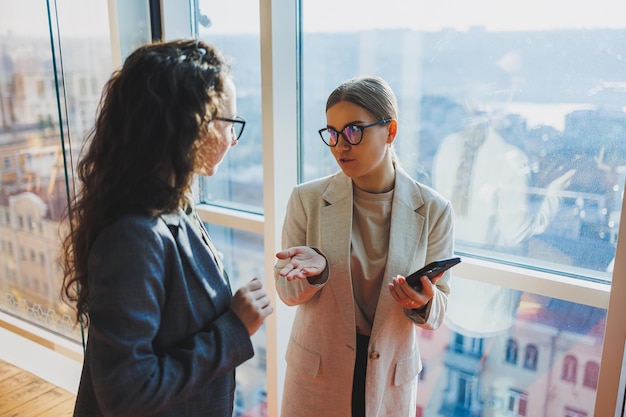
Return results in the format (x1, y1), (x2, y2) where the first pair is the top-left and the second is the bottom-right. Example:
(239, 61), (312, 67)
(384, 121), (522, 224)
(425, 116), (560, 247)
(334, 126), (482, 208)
(216, 116), (246, 141)
(318, 119), (391, 147)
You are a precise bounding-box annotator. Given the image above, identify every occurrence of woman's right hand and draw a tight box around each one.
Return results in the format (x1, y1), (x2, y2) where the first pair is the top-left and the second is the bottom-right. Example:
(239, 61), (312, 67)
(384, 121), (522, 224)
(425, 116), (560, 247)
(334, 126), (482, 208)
(230, 277), (273, 336)
(275, 246), (327, 281)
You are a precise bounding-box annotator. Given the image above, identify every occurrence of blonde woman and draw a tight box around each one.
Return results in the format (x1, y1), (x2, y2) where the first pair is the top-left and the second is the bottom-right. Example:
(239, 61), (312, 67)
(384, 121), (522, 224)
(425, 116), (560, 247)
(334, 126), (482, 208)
(275, 76), (455, 417)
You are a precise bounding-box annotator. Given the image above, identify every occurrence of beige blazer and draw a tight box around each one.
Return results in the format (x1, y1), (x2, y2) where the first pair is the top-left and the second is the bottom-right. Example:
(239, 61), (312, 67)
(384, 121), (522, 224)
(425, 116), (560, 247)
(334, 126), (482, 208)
(276, 168), (454, 417)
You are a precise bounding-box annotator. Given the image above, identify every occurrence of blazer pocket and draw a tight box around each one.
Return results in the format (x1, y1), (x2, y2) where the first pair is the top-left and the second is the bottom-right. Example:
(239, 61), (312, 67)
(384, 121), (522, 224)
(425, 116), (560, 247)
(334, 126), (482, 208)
(285, 338), (321, 378)
(393, 353), (422, 386)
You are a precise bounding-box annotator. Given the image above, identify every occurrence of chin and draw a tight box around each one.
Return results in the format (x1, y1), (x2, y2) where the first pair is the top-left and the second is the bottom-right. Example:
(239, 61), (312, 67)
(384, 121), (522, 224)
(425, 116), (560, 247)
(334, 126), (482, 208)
(338, 165), (357, 178)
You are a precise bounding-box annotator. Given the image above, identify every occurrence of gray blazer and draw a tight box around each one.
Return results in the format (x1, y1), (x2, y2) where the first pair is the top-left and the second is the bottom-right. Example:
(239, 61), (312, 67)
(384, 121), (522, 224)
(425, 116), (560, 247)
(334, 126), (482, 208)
(73, 209), (253, 417)
(276, 168), (454, 417)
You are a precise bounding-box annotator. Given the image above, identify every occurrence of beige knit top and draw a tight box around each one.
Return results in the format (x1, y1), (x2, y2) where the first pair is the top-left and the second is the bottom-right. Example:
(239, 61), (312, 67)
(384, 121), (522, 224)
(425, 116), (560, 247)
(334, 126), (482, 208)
(351, 185), (394, 336)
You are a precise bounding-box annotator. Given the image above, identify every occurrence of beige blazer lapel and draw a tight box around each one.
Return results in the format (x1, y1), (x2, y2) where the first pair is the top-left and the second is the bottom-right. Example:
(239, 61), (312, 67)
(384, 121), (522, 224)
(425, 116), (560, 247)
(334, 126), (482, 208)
(371, 169), (426, 341)
(320, 174), (357, 340)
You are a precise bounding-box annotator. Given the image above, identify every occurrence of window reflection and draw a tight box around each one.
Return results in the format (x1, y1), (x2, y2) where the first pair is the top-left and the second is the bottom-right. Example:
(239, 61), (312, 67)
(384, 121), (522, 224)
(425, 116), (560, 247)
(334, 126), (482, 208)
(523, 345), (538, 371)
(507, 390), (528, 416)
(415, 292), (605, 416)
(193, 2), (266, 411)
(506, 338), (518, 364)
(301, 6), (624, 279)
(195, 0), (263, 213)
(583, 361), (599, 389)
(205, 224), (267, 417)
(0, 0), (112, 341)
(301, 1), (619, 416)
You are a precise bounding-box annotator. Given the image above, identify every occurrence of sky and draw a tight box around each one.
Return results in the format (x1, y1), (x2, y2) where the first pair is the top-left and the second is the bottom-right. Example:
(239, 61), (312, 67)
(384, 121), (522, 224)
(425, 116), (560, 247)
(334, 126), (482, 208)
(0, 0), (110, 37)
(1, 0), (625, 38)
(200, 0), (626, 34)
(301, 0), (626, 33)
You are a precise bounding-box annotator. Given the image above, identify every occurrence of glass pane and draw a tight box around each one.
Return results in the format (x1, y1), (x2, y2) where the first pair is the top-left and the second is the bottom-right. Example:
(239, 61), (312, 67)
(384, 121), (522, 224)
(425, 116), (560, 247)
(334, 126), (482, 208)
(418, 278), (605, 417)
(195, 0), (263, 213)
(0, 0), (112, 342)
(300, 0), (625, 279)
(205, 224), (267, 417)
(300, 1), (620, 415)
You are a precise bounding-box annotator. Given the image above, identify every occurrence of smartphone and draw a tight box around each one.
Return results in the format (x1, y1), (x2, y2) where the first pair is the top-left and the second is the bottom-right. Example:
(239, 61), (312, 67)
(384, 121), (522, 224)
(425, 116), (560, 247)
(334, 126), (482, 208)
(405, 257), (461, 291)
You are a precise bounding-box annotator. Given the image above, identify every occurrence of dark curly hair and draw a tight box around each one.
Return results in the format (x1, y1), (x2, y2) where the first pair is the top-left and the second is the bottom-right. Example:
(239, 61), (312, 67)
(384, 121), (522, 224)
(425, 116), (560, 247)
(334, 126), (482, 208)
(61, 39), (231, 326)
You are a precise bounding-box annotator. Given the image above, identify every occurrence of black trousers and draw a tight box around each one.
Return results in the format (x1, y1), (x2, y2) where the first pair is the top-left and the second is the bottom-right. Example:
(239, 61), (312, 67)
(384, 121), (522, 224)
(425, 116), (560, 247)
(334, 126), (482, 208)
(352, 333), (370, 417)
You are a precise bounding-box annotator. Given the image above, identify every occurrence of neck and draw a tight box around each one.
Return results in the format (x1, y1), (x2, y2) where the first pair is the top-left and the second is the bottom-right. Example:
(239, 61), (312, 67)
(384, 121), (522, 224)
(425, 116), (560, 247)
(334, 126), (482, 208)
(353, 163), (396, 194)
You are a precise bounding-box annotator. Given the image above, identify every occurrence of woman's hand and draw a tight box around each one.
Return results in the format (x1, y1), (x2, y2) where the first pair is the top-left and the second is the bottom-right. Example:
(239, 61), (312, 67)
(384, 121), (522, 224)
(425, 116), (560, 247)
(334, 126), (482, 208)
(388, 271), (444, 309)
(275, 246), (327, 281)
(230, 277), (273, 336)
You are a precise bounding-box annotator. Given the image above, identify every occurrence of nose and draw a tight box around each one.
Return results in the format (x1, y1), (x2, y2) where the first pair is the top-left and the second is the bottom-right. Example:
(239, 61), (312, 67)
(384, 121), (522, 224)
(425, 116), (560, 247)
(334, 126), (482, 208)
(337, 133), (352, 148)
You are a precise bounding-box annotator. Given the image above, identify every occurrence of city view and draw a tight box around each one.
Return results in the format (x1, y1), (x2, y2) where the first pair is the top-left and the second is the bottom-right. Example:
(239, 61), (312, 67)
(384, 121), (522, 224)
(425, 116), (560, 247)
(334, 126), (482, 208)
(1, 22), (625, 417)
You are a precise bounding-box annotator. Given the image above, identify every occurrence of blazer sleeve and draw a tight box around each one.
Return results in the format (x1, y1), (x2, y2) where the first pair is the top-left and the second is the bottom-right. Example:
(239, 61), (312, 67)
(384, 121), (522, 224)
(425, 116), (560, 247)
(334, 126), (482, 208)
(85, 216), (252, 416)
(406, 198), (455, 330)
(274, 185), (328, 306)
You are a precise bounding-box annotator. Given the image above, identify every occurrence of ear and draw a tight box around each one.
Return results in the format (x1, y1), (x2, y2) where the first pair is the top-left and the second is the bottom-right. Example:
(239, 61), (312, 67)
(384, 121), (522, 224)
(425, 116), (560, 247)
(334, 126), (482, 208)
(387, 119), (398, 144)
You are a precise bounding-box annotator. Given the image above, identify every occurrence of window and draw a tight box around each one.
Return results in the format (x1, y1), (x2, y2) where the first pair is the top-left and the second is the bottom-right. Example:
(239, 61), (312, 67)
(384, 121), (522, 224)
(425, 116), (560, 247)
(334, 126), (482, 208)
(300, 2), (622, 416)
(506, 338), (519, 365)
(452, 333), (483, 356)
(508, 389), (528, 416)
(190, 2), (266, 414)
(205, 224), (266, 415)
(562, 355), (578, 383)
(300, 2), (623, 282)
(0, 0), (114, 341)
(0, 2), (625, 416)
(524, 345), (538, 371)
(583, 361), (599, 389)
(456, 374), (475, 410)
(195, 0), (263, 213)
(452, 333), (465, 353)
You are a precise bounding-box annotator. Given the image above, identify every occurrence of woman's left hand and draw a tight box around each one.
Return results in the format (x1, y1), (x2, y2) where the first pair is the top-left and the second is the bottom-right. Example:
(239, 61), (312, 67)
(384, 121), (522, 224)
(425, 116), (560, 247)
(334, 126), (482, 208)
(388, 272), (443, 309)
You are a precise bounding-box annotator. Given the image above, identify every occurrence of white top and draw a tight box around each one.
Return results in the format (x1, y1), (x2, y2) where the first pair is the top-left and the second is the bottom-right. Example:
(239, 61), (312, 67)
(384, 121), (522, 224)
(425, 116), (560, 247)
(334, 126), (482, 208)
(432, 126), (560, 337)
(433, 125), (558, 248)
